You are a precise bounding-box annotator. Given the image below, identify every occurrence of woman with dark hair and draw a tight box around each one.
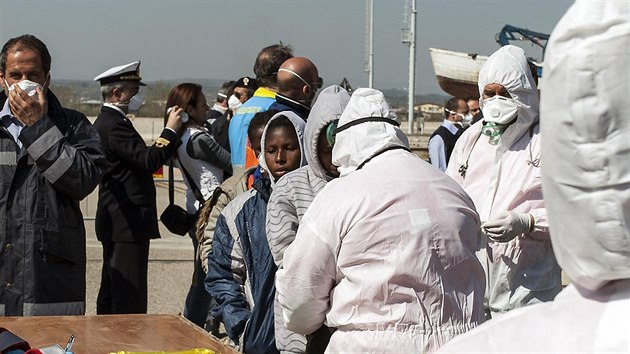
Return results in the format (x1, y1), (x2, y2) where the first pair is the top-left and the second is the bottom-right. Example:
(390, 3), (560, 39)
(164, 83), (231, 328)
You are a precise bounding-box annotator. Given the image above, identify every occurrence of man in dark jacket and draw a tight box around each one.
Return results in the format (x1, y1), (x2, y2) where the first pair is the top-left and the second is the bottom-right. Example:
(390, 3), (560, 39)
(428, 97), (469, 172)
(93, 61), (184, 314)
(207, 81), (231, 123)
(0, 34), (106, 316)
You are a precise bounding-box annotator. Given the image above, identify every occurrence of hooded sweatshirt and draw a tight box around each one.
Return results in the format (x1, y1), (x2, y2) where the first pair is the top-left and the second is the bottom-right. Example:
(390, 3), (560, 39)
(258, 111), (307, 189)
(266, 85), (350, 353)
(277, 88), (485, 353)
(446, 45), (562, 315)
(437, 2), (630, 352)
(205, 112), (305, 354)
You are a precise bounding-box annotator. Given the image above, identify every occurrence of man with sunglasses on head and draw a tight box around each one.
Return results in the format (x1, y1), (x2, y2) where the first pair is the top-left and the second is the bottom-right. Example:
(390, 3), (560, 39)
(428, 97), (470, 172)
(228, 44), (294, 175)
(268, 57), (320, 121)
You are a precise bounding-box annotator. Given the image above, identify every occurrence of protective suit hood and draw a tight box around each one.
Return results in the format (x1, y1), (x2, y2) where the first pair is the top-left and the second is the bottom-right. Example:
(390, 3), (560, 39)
(478, 45), (539, 149)
(259, 111), (306, 187)
(304, 85), (350, 181)
(332, 88), (409, 177)
(540, 0), (630, 291)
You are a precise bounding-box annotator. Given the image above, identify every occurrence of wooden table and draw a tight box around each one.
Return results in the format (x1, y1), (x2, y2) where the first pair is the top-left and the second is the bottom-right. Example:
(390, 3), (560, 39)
(0, 314), (238, 354)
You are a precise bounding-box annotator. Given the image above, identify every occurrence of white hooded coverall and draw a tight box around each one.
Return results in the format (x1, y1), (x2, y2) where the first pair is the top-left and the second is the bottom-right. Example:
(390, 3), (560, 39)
(446, 45), (562, 315)
(438, 1), (630, 352)
(266, 85), (351, 353)
(277, 88), (486, 353)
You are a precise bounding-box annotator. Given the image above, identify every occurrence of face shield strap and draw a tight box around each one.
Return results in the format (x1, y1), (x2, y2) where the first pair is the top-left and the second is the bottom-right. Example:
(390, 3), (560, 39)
(356, 146), (411, 171)
(334, 117), (400, 135)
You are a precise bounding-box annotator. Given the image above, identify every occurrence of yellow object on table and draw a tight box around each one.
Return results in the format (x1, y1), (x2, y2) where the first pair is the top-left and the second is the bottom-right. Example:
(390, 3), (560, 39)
(111, 349), (215, 354)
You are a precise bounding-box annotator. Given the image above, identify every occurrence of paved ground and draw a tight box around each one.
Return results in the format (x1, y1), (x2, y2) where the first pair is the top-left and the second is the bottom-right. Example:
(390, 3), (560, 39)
(84, 184), (196, 316)
(81, 118), (438, 316)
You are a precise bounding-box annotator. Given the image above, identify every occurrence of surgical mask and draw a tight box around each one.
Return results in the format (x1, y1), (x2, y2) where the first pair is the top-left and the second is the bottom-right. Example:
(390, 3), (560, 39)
(482, 95), (519, 125)
(128, 92), (144, 112)
(462, 113), (473, 127)
(4, 79), (43, 97)
(445, 108), (472, 127)
(117, 91), (145, 113)
(228, 94), (241, 110)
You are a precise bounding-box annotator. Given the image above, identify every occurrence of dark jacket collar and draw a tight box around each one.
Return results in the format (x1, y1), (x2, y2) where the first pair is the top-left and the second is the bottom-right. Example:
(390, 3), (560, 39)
(274, 93), (310, 119)
(100, 105), (127, 119)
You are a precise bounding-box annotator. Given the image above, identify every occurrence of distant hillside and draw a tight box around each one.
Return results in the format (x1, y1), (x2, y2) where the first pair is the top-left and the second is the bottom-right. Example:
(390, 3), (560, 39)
(51, 79), (227, 117)
(50, 79), (448, 117)
(380, 88), (449, 107)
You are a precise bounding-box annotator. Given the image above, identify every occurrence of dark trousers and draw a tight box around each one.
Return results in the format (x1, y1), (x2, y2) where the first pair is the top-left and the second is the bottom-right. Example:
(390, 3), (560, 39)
(183, 231), (213, 328)
(97, 240), (150, 314)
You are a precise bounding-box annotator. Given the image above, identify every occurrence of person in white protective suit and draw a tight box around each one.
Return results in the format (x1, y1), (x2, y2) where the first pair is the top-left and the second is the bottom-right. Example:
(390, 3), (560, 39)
(446, 45), (562, 317)
(436, 2), (630, 352)
(276, 88), (486, 353)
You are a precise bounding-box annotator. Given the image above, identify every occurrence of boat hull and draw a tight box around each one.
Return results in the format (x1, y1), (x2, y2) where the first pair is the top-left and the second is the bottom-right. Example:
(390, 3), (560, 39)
(429, 48), (489, 99)
(435, 75), (480, 100)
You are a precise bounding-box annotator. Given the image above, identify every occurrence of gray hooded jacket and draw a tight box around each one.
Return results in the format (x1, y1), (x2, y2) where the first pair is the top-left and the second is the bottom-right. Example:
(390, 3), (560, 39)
(266, 85), (350, 353)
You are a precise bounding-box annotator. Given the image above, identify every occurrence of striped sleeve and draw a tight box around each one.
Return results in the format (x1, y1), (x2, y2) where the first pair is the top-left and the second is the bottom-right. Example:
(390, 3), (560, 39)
(21, 111), (105, 200)
(266, 175), (301, 269)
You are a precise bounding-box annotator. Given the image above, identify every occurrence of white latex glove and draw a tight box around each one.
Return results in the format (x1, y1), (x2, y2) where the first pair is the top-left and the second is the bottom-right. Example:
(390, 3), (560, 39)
(481, 211), (532, 242)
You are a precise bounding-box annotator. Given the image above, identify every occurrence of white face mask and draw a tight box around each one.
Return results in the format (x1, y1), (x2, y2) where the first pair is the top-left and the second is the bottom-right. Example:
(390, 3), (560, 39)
(445, 108), (472, 127)
(116, 91), (145, 113)
(462, 112), (473, 127)
(228, 94), (241, 110)
(128, 92), (144, 113)
(4, 79), (43, 97)
(482, 95), (519, 125)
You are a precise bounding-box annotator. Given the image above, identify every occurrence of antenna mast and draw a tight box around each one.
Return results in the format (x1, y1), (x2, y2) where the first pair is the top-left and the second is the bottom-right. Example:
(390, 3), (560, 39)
(402, 0), (417, 134)
(365, 0), (374, 88)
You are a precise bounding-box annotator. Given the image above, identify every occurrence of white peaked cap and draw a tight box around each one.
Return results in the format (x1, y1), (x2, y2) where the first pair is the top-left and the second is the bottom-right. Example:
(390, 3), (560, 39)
(94, 61), (145, 86)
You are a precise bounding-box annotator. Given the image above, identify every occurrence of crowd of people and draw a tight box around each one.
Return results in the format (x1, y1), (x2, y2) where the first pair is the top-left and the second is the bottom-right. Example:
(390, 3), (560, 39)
(0, 0), (628, 352)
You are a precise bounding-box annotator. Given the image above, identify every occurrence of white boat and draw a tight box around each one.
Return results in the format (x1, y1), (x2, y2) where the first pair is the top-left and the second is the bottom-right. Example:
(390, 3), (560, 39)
(429, 26), (549, 98)
(428, 48), (489, 99)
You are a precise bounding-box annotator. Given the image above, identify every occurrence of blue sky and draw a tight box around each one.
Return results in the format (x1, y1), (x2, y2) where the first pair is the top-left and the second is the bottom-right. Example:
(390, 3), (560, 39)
(0, 0), (573, 94)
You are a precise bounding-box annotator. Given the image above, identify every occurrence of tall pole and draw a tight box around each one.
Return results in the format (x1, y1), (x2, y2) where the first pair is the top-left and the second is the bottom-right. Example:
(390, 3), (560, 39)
(407, 0), (417, 135)
(368, 0), (374, 88)
(365, 0), (374, 88)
